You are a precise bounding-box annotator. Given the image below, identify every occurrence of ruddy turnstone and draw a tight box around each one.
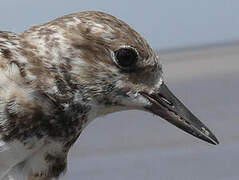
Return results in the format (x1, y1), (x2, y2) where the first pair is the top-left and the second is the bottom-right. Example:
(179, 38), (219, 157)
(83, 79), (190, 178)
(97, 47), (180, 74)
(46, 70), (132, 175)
(0, 11), (218, 180)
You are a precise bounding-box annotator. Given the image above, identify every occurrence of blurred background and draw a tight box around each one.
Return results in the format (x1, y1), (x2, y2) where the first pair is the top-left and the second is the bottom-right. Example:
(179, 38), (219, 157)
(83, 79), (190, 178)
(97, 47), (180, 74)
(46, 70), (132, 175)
(1, 1), (239, 179)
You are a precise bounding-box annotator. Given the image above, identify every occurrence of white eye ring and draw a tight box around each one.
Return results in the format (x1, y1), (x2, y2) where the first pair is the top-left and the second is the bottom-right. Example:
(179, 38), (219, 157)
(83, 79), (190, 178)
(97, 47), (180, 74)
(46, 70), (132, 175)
(111, 45), (139, 71)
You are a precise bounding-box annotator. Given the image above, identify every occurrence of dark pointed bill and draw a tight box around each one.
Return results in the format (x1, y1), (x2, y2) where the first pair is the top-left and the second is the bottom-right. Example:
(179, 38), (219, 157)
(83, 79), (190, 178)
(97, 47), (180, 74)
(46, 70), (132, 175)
(140, 83), (219, 145)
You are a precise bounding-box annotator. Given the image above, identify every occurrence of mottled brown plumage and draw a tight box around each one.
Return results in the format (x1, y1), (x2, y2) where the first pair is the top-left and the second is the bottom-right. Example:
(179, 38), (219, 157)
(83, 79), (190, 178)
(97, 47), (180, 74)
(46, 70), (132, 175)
(0, 11), (218, 180)
(0, 11), (159, 180)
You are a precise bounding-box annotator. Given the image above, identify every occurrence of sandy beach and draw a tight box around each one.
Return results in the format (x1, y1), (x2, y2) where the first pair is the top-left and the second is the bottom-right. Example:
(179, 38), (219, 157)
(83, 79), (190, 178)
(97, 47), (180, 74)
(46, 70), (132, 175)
(65, 43), (239, 180)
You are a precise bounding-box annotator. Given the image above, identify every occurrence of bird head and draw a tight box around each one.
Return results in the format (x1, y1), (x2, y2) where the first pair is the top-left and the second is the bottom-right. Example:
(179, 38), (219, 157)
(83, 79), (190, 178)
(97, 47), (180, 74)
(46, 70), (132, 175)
(35, 11), (219, 145)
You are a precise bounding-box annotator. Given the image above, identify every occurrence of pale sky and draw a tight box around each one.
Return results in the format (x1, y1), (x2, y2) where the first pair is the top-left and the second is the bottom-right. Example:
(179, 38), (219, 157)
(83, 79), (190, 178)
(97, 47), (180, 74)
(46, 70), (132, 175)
(0, 0), (238, 49)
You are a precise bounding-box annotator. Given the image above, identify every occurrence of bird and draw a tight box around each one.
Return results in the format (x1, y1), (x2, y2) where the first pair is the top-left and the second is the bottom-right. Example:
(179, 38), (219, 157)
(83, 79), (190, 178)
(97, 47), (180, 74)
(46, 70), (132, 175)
(0, 11), (219, 180)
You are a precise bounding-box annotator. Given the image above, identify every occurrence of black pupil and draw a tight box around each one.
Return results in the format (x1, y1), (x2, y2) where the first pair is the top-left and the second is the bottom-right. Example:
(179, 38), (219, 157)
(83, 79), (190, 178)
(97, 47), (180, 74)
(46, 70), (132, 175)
(115, 48), (138, 68)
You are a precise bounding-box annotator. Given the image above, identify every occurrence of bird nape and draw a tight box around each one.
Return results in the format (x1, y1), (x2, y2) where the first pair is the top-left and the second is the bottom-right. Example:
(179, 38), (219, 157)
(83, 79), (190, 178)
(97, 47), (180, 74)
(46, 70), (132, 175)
(0, 11), (218, 180)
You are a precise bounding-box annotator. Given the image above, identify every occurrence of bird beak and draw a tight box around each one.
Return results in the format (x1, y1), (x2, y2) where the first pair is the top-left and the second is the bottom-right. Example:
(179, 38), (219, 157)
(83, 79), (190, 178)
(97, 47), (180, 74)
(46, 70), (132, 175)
(140, 83), (219, 145)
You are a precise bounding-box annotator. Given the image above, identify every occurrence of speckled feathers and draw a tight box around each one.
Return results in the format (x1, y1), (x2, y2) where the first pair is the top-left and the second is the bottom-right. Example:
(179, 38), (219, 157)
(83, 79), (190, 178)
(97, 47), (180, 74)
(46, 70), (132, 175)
(0, 11), (162, 179)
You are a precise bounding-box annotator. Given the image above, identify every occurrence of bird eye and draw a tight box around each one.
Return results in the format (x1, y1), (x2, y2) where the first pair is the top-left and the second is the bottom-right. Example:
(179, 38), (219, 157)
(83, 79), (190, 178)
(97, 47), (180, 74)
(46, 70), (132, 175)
(114, 48), (138, 70)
